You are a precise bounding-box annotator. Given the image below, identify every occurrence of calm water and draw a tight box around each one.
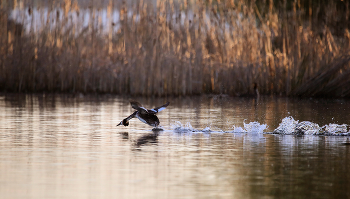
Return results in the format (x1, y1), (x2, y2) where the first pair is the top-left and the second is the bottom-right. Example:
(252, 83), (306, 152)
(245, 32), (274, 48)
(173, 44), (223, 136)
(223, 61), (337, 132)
(0, 94), (350, 199)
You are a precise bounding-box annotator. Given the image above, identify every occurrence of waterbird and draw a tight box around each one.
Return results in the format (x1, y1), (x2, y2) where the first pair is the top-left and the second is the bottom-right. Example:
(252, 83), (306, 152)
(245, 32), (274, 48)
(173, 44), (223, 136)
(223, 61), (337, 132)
(117, 100), (170, 128)
(240, 83), (260, 98)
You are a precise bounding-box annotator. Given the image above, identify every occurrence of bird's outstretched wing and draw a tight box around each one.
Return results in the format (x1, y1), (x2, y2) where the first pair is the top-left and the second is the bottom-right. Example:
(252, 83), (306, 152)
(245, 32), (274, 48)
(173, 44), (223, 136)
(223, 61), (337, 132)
(148, 102), (170, 114)
(130, 100), (148, 114)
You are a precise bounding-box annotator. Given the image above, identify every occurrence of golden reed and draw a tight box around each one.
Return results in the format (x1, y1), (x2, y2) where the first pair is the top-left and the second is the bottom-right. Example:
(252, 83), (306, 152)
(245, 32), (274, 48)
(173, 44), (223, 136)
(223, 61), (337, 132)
(0, 0), (349, 97)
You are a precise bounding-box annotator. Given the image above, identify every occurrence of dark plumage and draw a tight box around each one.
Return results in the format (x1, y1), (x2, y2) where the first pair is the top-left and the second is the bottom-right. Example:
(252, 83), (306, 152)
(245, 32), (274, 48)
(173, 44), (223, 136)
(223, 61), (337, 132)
(117, 101), (170, 127)
(240, 83), (260, 98)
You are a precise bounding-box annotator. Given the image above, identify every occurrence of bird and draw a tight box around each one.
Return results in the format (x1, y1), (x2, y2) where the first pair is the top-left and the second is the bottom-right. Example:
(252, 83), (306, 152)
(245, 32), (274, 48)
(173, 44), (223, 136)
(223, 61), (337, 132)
(117, 100), (170, 128)
(240, 83), (260, 98)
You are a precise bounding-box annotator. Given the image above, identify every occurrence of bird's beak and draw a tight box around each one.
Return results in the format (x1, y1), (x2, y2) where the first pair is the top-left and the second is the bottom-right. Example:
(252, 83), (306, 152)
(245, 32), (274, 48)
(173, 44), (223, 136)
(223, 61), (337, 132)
(117, 122), (122, 126)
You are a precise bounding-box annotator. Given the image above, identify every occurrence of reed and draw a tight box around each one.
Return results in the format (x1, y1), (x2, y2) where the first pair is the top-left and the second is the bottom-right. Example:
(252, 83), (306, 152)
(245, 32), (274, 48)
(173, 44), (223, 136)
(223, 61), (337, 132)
(0, 0), (349, 97)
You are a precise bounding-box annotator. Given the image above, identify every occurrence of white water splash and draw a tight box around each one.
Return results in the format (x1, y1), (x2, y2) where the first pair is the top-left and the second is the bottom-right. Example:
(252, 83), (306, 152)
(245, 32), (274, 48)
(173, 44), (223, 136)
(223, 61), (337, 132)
(202, 127), (212, 132)
(273, 116), (299, 134)
(323, 124), (348, 135)
(229, 121), (267, 134)
(170, 117), (349, 136)
(273, 116), (349, 135)
(171, 121), (201, 133)
(243, 121), (267, 134)
(231, 126), (247, 133)
(295, 121), (321, 135)
(171, 120), (267, 134)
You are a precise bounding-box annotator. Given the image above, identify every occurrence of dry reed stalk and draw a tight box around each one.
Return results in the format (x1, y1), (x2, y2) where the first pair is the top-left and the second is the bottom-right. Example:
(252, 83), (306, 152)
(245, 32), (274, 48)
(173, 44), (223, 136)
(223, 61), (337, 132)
(0, 0), (349, 97)
(291, 55), (350, 97)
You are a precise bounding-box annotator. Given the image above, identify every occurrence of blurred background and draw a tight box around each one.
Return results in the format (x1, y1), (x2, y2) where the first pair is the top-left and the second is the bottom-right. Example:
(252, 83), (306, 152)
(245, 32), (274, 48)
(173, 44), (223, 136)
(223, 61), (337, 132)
(1, 0), (349, 97)
(1, 2), (350, 198)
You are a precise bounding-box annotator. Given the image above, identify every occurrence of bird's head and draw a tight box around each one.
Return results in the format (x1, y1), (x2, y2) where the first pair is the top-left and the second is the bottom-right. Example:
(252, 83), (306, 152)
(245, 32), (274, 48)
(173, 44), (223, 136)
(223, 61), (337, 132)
(117, 119), (129, 126)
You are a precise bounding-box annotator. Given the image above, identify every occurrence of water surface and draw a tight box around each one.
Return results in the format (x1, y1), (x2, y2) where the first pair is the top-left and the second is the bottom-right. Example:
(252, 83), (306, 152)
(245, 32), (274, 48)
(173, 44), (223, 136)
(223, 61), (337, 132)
(0, 94), (349, 198)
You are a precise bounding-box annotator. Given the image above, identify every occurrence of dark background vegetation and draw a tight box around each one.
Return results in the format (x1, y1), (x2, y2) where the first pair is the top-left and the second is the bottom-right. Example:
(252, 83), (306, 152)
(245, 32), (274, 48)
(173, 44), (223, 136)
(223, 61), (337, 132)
(0, 0), (349, 97)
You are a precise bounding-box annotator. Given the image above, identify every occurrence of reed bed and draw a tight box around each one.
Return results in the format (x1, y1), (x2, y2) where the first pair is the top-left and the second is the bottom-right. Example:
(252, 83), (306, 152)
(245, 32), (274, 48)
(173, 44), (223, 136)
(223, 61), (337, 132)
(0, 0), (349, 97)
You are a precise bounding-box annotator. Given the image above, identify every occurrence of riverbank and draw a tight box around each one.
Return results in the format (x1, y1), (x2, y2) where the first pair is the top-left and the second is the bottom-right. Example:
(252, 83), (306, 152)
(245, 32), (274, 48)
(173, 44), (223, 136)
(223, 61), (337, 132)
(1, 0), (349, 97)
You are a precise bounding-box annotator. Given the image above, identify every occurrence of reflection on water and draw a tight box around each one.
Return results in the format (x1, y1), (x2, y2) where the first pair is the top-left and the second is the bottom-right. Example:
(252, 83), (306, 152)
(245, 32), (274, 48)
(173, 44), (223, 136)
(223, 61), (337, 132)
(0, 94), (350, 199)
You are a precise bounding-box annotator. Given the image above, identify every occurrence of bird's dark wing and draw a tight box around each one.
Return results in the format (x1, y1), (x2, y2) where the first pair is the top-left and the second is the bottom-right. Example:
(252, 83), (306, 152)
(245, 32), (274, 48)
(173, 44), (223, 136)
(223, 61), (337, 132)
(130, 100), (148, 114)
(148, 102), (170, 114)
(130, 100), (142, 110)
